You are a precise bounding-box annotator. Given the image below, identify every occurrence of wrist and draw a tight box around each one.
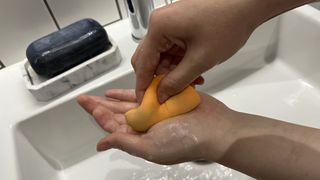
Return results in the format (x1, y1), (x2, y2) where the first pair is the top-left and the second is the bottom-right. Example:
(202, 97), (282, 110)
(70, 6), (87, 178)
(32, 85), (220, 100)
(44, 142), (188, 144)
(208, 111), (320, 179)
(202, 107), (241, 162)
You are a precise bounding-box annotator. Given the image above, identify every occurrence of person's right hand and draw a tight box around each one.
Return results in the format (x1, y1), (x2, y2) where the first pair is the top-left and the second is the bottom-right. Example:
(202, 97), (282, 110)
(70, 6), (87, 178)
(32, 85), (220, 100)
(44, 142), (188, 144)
(132, 0), (258, 103)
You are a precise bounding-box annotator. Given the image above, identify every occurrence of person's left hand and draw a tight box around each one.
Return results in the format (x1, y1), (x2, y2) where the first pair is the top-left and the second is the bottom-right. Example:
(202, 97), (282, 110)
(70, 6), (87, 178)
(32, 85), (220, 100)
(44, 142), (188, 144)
(77, 89), (234, 165)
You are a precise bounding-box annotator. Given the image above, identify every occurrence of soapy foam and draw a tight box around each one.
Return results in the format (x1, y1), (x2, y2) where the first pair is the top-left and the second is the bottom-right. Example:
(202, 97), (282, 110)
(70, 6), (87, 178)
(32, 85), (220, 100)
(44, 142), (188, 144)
(131, 162), (251, 180)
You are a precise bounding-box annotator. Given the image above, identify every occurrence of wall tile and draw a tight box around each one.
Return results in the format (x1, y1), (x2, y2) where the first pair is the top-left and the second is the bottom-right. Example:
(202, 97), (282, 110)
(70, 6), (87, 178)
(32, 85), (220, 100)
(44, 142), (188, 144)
(0, 0), (56, 66)
(47, 0), (120, 28)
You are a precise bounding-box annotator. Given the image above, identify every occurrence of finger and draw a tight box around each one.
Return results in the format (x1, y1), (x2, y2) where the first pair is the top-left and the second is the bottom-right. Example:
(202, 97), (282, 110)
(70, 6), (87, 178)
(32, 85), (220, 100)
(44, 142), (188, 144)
(116, 125), (139, 134)
(166, 45), (185, 57)
(92, 106), (119, 133)
(98, 100), (138, 114)
(132, 26), (172, 103)
(77, 94), (103, 114)
(97, 133), (152, 160)
(157, 48), (206, 103)
(112, 115), (140, 135)
(133, 38), (161, 103)
(113, 114), (128, 125)
(155, 55), (173, 75)
(131, 38), (147, 66)
(105, 89), (137, 102)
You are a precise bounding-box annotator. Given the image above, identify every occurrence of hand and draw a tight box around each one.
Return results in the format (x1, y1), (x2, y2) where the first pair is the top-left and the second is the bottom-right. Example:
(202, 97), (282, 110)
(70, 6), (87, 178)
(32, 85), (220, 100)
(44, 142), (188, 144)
(77, 89), (320, 179)
(77, 89), (235, 165)
(132, 0), (257, 103)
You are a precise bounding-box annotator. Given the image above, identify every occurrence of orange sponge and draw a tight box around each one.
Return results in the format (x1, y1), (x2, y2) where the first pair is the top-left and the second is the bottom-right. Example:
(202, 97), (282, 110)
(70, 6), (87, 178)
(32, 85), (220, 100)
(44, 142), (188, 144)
(125, 75), (201, 132)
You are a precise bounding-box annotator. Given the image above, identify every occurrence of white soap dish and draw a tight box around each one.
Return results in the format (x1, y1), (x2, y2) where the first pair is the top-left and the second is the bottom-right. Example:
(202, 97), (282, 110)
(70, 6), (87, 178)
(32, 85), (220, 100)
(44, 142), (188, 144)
(21, 39), (122, 101)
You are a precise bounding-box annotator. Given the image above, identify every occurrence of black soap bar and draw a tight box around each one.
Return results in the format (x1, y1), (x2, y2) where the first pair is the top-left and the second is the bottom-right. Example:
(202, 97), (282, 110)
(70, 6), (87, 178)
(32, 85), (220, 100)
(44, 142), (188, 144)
(26, 18), (111, 78)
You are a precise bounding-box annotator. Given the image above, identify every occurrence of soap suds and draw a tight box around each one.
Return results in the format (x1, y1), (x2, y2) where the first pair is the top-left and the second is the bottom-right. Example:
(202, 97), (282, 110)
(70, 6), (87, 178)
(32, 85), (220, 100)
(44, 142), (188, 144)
(131, 162), (251, 180)
(152, 121), (200, 154)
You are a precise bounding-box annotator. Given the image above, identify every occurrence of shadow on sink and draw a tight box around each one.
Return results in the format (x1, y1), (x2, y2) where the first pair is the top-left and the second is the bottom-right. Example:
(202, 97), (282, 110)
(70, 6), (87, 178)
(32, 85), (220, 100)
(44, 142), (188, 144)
(14, 74), (135, 179)
(104, 151), (249, 180)
(16, 108), (105, 169)
(311, 2), (320, 10)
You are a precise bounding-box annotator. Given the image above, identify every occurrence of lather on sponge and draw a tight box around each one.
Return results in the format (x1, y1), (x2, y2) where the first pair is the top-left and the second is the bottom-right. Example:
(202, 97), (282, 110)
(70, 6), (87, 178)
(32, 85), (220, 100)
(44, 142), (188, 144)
(125, 75), (201, 132)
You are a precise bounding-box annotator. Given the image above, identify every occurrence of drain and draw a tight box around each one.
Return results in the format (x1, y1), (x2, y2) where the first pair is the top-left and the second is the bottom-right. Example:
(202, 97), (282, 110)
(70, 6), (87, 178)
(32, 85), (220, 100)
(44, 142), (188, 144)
(193, 160), (214, 165)
(0, 60), (5, 69)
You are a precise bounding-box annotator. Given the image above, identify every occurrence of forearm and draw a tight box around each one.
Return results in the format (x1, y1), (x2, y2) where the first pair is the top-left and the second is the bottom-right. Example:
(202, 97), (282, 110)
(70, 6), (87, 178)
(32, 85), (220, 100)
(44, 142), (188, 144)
(216, 112), (320, 179)
(209, 1), (320, 178)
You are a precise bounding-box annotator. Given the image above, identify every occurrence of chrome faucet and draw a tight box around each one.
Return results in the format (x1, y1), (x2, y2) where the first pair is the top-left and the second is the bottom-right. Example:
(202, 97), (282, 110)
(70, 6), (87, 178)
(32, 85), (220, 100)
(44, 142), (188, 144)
(125, 0), (155, 40)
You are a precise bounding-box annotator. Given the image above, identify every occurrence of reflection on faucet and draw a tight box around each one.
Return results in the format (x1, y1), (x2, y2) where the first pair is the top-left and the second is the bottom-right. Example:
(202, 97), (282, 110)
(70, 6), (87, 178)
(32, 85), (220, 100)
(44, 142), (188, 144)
(125, 0), (155, 40)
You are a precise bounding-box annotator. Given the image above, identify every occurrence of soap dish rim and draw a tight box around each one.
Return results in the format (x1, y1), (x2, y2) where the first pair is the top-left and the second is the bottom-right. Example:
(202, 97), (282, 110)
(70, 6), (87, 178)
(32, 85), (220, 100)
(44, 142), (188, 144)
(21, 38), (122, 101)
(23, 39), (119, 89)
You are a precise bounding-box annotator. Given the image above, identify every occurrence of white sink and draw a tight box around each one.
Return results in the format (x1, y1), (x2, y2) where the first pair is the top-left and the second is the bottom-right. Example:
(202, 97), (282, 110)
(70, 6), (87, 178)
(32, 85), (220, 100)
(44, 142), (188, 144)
(1, 4), (320, 180)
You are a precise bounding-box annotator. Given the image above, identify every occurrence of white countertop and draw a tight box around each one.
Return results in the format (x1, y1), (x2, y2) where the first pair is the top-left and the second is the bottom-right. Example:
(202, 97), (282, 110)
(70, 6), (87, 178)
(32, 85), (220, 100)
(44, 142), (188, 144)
(0, 19), (137, 179)
(0, 19), (136, 123)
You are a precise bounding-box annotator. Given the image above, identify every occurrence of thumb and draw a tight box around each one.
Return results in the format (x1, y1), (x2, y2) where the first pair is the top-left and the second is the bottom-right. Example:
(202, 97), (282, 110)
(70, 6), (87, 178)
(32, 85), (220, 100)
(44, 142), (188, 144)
(157, 48), (205, 103)
(97, 133), (152, 158)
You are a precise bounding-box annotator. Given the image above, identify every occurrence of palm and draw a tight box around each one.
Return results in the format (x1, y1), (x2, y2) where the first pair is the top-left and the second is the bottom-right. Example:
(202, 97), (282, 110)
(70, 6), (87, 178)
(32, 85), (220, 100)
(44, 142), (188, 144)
(77, 89), (229, 164)
(77, 89), (140, 135)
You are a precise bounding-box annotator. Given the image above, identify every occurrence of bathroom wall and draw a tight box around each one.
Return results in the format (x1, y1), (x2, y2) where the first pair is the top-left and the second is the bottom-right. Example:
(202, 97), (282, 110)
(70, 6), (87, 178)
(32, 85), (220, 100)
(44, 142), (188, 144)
(0, 0), (169, 69)
(0, 0), (56, 68)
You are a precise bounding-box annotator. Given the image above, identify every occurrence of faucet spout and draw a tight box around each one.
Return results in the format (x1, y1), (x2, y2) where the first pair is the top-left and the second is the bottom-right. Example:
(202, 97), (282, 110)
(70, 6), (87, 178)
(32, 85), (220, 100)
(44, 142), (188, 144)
(125, 0), (155, 40)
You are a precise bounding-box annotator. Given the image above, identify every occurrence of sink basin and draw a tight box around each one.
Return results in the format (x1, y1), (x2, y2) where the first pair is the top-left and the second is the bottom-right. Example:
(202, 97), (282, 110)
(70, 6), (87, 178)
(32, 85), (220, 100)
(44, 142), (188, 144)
(2, 4), (320, 180)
